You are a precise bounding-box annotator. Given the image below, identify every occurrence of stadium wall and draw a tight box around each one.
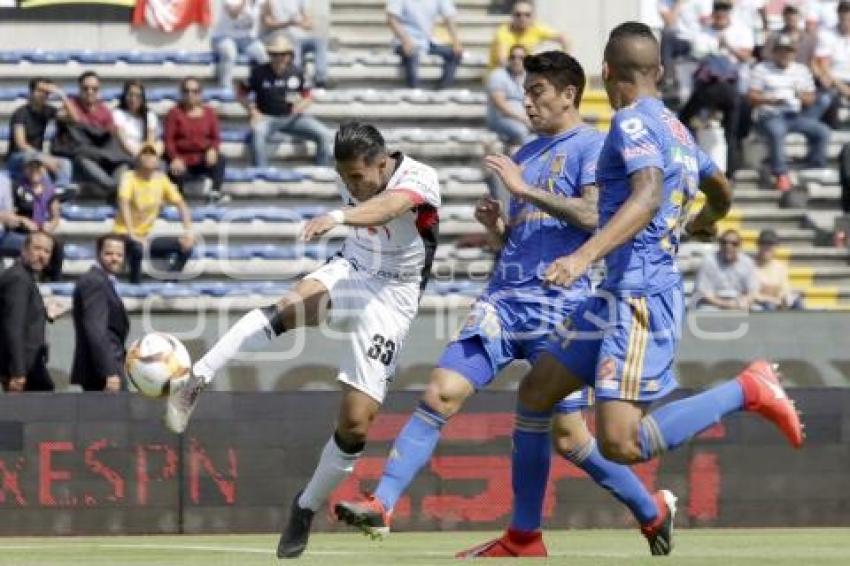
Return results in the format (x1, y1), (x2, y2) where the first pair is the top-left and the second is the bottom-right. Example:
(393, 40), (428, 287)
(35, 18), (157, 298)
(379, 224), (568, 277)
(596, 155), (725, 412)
(43, 311), (850, 390)
(0, 389), (846, 535)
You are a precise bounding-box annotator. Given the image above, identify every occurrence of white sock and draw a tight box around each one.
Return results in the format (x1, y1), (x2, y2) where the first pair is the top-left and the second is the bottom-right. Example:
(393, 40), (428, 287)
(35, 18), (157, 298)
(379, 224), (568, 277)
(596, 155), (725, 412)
(298, 435), (361, 512)
(193, 308), (275, 384)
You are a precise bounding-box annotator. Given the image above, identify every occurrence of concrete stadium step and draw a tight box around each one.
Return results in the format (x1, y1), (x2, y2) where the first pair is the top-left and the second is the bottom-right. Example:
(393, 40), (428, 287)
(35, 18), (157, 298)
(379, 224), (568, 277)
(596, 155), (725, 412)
(719, 207), (808, 231)
(335, 30), (494, 51)
(331, 0), (492, 12)
(332, 12), (505, 27)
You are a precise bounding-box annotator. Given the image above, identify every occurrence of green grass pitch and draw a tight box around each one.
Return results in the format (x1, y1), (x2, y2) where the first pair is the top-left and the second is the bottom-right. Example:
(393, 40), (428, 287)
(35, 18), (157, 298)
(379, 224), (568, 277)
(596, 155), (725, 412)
(1, 529), (849, 565)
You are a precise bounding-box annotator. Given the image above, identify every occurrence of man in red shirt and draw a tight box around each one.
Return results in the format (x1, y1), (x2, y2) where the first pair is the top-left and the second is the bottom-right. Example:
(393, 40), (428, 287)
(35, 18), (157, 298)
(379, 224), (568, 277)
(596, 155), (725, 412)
(54, 71), (133, 199)
(164, 77), (226, 202)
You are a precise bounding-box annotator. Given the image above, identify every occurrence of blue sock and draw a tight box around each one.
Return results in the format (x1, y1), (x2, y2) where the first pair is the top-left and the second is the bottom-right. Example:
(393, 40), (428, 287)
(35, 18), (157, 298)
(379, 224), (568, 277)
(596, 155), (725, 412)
(640, 379), (744, 461)
(510, 405), (553, 532)
(374, 401), (446, 511)
(564, 438), (658, 525)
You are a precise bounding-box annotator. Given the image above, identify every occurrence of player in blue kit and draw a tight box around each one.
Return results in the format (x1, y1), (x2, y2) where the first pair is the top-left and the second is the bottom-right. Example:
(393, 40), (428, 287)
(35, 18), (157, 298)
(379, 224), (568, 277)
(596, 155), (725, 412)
(335, 51), (671, 558)
(461, 22), (805, 557)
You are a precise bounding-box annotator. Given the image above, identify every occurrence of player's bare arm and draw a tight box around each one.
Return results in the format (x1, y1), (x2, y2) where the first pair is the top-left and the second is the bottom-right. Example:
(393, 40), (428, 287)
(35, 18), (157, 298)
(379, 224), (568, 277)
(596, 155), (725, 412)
(474, 196), (507, 248)
(685, 169), (732, 241)
(544, 166), (663, 287)
(484, 154), (598, 231)
(300, 191), (418, 241)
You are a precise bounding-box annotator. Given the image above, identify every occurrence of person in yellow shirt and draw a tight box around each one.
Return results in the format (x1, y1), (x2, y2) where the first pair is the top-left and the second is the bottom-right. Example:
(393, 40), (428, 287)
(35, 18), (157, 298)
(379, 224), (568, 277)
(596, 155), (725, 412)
(113, 142), (195, 284)
(753, 229), (800, 310)
(489, 1), (569, 69)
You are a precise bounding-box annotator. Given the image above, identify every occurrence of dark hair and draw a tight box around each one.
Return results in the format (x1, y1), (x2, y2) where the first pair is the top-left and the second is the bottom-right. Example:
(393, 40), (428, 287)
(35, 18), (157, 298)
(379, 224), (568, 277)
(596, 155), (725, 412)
(334, 122), (387, 163)
(28, 77), (52, 93)
(523, 50), (586, 108)
(118, 80), (150, 138)
(180, 76), (202, 92)
(24, 230), (53, 249)
(840, 0), (850, 13)
(96, 233), (127, 256)
(78, 70), (99, 85)
(604, 22), (660, 82)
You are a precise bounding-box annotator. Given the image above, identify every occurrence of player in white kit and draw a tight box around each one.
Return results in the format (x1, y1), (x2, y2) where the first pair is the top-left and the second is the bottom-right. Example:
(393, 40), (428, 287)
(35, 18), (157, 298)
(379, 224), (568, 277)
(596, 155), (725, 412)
(163, 122), (441, 559)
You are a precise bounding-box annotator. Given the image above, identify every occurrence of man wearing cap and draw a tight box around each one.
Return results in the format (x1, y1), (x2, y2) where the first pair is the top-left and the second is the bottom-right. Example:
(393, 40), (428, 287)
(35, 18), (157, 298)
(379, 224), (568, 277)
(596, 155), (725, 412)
(753, 228), (799, 310)
(763, 4), (817, 65)
(240, 35), (334, 166)
(113, 143), (195, 284)
(814, 1), (850, 128)
(748, 33), (830, 192)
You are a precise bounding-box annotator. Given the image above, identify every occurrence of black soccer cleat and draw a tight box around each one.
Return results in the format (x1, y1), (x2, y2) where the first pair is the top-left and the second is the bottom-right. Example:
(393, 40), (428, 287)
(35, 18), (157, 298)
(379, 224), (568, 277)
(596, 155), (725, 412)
(277, 491), (315, 559)
(641, 489), (677, 556)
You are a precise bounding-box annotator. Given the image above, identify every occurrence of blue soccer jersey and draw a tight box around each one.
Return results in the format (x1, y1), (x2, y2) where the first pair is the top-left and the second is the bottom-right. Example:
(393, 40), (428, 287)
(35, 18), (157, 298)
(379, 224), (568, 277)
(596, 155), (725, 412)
(439, 124), (604, 412)
(596, 96), (717, 294)
(547, 97), (719, 403)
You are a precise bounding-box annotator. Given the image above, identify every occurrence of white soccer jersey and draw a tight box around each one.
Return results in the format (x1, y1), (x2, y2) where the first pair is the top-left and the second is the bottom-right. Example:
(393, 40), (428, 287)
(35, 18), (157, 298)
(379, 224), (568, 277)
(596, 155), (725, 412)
(338, 153), (441, 282)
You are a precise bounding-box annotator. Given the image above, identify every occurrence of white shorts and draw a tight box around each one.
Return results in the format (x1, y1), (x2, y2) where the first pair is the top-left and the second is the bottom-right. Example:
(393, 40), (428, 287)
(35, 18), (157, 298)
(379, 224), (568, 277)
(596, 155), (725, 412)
(305, 256), (420, 403)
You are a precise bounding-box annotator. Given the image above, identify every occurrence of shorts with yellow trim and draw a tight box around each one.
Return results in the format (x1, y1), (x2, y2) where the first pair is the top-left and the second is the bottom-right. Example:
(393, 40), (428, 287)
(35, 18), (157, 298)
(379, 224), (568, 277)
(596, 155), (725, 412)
(545, 285), (683, 403)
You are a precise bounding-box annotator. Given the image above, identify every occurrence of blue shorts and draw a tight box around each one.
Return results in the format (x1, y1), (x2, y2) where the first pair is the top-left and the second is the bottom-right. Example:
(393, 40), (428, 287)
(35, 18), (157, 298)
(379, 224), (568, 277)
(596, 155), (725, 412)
(437, 290), (593, 414)
(546, 284), (684, 403)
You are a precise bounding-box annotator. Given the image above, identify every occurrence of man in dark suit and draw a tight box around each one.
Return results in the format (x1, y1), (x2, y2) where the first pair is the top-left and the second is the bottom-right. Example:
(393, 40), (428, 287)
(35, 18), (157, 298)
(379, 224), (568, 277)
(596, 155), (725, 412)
(71, 233), (130, 391)
(0, 231), (55, 392)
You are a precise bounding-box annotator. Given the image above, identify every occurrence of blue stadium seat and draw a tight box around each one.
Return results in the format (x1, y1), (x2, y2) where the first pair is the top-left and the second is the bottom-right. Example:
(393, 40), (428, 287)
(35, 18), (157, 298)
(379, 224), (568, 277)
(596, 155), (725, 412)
(190, 281), (232, 297)
(170, 51), (215, 65)
(0, 87), (26, 101)
(303, 243), (335, 260)
(75, 51), (122, 65)
(221, 129), (249, 143)
(242, 243), (300, 260)
(115, 283), (148, 298)
(257, 167), (305, 182)
(450, 129), (486, 143)
(224, 168), (259, 183)
(147, 282), (196, 298)
(0, 126), (8, 140)
(0, 51), (30, 64)
(63, 243), (95, 261)
(294, 205), (327, 219)
(29, 50), (74, 64)
(124, 51), (170, 65)
(146, 87), (176, 103)
(313, 90), (356, 104)
(295, 167), (336, 183)
(46, 282), (75, 296)
(204, 87), (237, 103)
(61, 205), (114, 221)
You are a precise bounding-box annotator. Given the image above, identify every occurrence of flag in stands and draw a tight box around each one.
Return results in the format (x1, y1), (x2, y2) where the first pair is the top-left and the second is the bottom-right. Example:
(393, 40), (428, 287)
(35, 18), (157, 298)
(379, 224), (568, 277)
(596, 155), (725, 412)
(132, 0), (210, 32)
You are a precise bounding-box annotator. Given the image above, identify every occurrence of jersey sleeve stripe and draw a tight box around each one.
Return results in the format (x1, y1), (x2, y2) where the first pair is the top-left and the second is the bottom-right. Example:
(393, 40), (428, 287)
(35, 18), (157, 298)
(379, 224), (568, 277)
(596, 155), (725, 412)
(389, 188), (428, 206)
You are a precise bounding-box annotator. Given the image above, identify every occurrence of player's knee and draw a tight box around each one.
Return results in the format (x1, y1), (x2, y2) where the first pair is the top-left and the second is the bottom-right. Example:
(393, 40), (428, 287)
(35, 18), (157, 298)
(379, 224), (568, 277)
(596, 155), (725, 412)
(421, 371), (471, 418)
(518, 376), (554, 412)
(553, 431), (583, 457)
(337, 406), (375, 446)
(598, 436), (642, 464)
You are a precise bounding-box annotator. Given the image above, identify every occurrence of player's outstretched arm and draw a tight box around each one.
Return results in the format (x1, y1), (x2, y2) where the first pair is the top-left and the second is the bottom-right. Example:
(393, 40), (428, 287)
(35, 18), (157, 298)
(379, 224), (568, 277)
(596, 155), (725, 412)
(686, 169), (732, 241)
(544, 167), (663, 287)
(300, 191), (418, 241)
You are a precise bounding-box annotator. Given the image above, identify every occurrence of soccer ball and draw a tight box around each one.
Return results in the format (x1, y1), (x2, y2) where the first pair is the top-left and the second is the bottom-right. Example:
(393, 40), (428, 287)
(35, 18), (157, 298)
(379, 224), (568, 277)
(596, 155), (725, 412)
(125, 333), (192, 398)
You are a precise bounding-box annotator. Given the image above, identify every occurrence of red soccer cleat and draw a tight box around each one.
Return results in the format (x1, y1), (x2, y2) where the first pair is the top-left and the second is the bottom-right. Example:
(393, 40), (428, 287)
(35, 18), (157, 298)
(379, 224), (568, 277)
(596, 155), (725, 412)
(455, 529), (547, 559)
(640, 489), (677, 556)
(334, 494), (392, 539)
(737, 359), (804, 448)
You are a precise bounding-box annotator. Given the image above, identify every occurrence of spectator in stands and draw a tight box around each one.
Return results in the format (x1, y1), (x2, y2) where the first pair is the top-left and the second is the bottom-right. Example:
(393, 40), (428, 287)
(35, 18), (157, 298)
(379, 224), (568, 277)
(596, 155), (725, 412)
(242, 35), (334, 166)
(71, 233), (129, 392)
(763, 4), (817, 65)
(752, 228), (800, 310)
(113, 143), (195, 284)
(13, 156), (64, 281)
(212, 0), (269, 92)
(486, 44), (532, 147)
(748, 34), (830, 191)
(0, 231), (56, 392)
(694, 228), (760, 310)
(732, 0), (768, 52)
(6, 78), (74, 190)
(262, 0), (329, 88)
(488, 1), (569, 69)
(0, 172), (29, 262)
(54, 71), (133, 200)
(386, 0), (463, 89)
(679, 0), (754, 176)
(113, 80), (159, 158)
(813, 1), (850, 128)
(658, 0), (713, 86)
(164, 77), (226, 202)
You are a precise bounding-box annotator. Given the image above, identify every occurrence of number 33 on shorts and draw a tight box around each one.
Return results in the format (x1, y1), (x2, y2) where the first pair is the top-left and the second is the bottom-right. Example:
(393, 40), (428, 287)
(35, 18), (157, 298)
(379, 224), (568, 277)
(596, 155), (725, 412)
(366, 334), (396, 366)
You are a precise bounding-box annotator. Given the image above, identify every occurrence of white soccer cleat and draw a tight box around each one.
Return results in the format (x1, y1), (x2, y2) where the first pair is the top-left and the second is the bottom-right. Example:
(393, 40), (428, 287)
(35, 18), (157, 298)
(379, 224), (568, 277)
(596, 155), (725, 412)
(164, 372), (206, 434)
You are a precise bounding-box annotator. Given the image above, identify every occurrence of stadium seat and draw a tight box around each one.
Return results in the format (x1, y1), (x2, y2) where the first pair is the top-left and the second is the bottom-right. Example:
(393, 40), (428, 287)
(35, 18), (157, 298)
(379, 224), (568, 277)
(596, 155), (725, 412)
(450, 90), (487, 105)
(0, 126), (8, 140)
(63, 243), (95, 261)
(294, 205), (327, 219)
(221, 129), (249, 143)
(45, 282), (75, 296)
(0, 50), (30, 64)
(61, 205), (114, 221)
(170, 51), (215, 65)
(124, 51), (170, 65)
(204, 87), (237, 103)
(224, 168), (259, 183)
(294, 166), (336, 182)
(29, 50), (74, 64)
(0, 87), (26, 101)
(313, 90), (356, 104)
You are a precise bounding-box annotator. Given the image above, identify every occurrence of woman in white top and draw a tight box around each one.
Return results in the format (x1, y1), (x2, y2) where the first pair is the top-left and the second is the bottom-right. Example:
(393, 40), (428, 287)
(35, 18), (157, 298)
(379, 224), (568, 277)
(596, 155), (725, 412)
(112, 80), (159, 158)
